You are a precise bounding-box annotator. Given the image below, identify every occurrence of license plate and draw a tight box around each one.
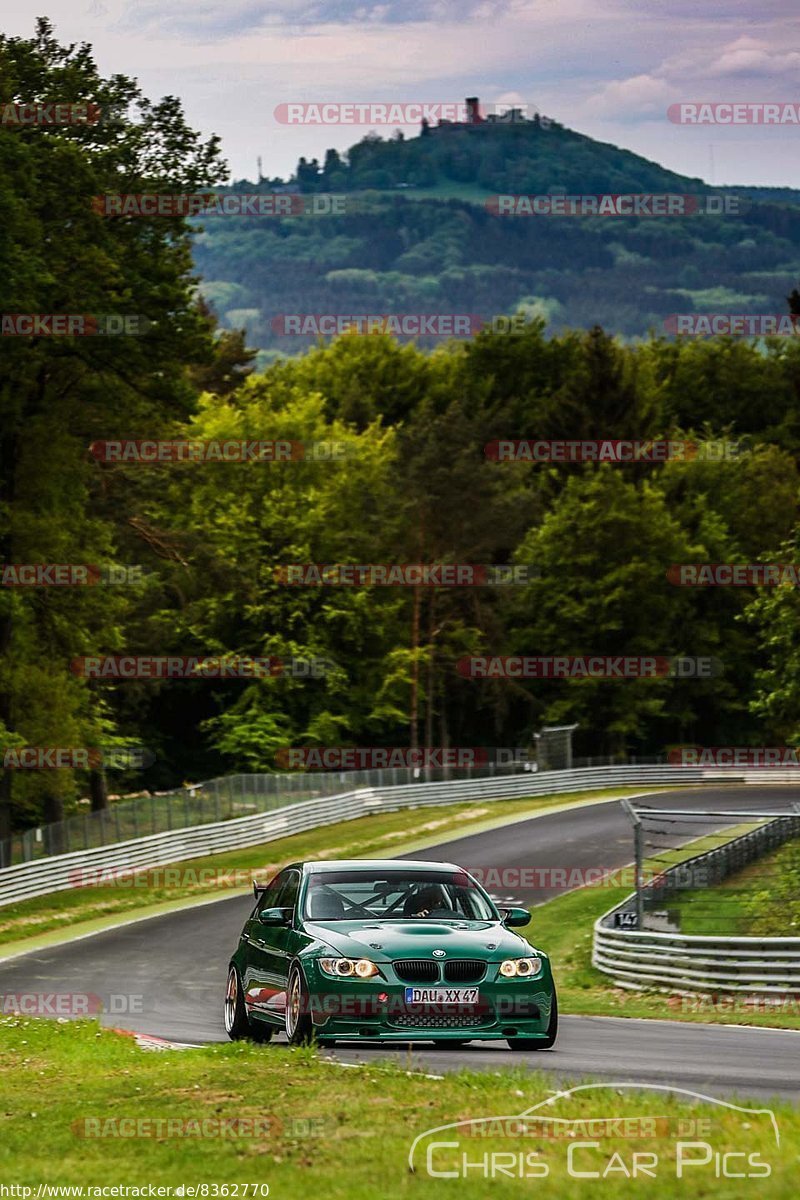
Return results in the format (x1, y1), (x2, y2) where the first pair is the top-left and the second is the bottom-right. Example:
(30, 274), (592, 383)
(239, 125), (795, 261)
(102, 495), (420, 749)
(404, 987), (479, 1004)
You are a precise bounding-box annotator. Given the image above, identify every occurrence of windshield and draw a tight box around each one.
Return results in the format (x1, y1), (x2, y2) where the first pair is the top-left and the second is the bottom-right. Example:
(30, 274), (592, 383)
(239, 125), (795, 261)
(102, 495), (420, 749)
(303, 869), (498, 922)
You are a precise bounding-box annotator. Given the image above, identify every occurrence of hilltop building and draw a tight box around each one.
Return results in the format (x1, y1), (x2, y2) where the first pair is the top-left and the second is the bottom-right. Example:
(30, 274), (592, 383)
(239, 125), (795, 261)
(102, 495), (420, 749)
(429, 96), (534, 133)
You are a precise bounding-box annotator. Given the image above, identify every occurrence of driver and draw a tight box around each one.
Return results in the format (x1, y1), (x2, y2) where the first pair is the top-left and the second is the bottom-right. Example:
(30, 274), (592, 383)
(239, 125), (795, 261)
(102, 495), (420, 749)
(406, 884), (449, 918)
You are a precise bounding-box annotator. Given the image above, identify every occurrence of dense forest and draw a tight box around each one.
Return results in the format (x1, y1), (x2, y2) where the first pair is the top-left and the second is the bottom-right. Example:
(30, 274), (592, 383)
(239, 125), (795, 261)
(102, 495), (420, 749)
(4, 22), (800, 838)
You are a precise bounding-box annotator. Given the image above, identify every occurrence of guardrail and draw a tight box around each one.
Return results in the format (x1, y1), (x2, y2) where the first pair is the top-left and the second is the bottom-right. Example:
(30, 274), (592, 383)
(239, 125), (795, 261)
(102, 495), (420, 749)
(593, 812), (800, 994)
(0, 753), (666, 868)
(0, 762), (714, 909)
(593, 925), (800, 994)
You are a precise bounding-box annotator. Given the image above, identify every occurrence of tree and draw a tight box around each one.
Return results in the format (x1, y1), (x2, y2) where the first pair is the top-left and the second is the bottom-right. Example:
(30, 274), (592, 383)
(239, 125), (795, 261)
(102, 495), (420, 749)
(505, 471), (712, 755)
(744, 537), (800, 744)
(138, 378), (406, 770)
(0, 19), (226, 835)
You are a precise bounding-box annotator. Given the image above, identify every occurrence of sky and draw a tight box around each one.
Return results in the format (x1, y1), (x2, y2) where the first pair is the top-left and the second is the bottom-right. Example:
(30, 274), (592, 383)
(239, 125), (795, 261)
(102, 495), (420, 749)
(3, 1), (800, 186)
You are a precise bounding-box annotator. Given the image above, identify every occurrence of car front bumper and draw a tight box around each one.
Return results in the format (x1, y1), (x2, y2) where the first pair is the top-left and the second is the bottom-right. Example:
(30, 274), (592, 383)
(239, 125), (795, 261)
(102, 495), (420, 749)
(300, 967), (556, 1041)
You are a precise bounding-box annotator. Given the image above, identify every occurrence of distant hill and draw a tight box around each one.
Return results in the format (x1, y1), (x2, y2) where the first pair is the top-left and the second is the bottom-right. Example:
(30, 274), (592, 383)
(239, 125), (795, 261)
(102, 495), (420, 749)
(191, 112), (800, 358)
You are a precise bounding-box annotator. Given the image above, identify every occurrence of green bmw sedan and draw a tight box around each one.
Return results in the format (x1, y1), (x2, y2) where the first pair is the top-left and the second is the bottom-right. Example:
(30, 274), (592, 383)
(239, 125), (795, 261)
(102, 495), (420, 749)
(224, 859), (558, 1050)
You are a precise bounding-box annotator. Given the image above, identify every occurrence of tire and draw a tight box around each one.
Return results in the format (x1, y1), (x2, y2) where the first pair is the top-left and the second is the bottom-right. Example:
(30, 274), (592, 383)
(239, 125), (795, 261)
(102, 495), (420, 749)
(224, 964), (250, 1040)
(506, 990), (558, 1051)
(225, 964), (274, 1042)
(285, 964), (316, 1046)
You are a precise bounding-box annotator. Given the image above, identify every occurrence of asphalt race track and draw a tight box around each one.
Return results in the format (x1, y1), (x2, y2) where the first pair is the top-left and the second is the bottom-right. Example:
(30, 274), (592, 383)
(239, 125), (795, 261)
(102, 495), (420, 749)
(2, 786), (799, 1100)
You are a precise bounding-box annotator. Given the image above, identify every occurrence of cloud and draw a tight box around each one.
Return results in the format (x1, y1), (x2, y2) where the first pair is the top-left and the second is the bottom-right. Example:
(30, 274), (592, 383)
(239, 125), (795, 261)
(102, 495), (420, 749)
(589, 74), (674, 119)
(584, 35), (800, 123)
(113, 0), (523, 41)
(704, 37), (800, 79)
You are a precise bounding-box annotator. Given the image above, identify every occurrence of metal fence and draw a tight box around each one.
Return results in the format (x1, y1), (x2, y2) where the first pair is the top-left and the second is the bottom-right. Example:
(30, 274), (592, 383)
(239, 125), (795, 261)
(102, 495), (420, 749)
(0, 753), (663, 868)
(593, 805), (800, 994)
(593, 924), (800, 994)
(0, 761), (529, 867)
(0, 761), (705, 908)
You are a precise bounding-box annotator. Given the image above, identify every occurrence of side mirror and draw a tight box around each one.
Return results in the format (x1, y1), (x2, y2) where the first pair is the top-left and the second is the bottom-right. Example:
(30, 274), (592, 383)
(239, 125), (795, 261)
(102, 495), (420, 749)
(257, 906), (291, 926)
(502, 906), (531, 928)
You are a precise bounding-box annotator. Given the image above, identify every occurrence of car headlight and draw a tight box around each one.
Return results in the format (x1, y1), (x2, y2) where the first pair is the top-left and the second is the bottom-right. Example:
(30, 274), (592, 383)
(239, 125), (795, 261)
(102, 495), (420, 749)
(318, 957), (380, 979)
(499, 957), (543, 978)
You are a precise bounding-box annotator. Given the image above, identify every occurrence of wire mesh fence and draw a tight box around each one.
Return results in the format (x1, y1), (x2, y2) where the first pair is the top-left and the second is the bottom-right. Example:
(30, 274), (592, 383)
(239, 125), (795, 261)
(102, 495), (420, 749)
(619, 801), (800, 935)
(0, 738), (664, 869)
(0, 754), (548, 867)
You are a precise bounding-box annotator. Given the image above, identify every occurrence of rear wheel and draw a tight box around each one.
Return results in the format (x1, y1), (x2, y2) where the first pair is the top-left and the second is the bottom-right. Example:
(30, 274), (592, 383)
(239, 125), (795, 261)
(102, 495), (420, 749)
(506, 991), (558, 1051)
(224, 965), (250, 1040)
(285, 964), (316, 1046)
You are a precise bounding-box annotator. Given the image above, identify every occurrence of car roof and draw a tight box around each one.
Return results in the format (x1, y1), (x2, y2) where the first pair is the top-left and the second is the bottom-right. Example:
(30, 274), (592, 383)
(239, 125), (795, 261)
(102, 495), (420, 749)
(298, 859), (463, 874)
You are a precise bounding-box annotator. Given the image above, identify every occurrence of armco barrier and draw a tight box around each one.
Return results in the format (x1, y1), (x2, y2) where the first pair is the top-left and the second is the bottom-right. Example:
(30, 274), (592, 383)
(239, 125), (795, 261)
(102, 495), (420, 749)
(593, 813), (800, 994)
(0, 763), (719, 908)
(593, 925), (800, 994)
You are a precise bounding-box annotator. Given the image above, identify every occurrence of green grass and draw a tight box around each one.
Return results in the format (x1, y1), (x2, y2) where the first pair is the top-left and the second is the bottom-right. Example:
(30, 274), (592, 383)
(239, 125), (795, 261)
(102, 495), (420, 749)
(662, 836), (800, 938)
(0, 788), (647, 950)
(0, 1018), (796, 1197)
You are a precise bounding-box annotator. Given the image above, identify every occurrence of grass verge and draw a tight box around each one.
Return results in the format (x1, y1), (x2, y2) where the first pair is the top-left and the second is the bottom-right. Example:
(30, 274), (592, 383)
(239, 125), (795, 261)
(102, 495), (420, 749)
(0, 1018), (796, 1197)
(666, 837), (800, 938)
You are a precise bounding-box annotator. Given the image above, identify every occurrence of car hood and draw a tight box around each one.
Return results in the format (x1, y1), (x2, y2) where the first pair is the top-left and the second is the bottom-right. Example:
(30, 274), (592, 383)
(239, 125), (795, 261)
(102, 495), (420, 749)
(305, 919), (538, 962)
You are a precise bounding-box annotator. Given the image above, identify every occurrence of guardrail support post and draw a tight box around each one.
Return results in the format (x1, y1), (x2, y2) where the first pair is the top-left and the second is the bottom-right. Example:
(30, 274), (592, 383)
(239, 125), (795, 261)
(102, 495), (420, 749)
(620, 799), (644, 929)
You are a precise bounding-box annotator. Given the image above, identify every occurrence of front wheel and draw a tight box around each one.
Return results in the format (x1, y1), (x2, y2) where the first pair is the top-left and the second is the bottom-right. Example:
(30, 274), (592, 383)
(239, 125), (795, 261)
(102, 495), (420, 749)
(224, 965), (250, 1040)
(285, 964), (316, 1046)
(506, 991), (558, 1051)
